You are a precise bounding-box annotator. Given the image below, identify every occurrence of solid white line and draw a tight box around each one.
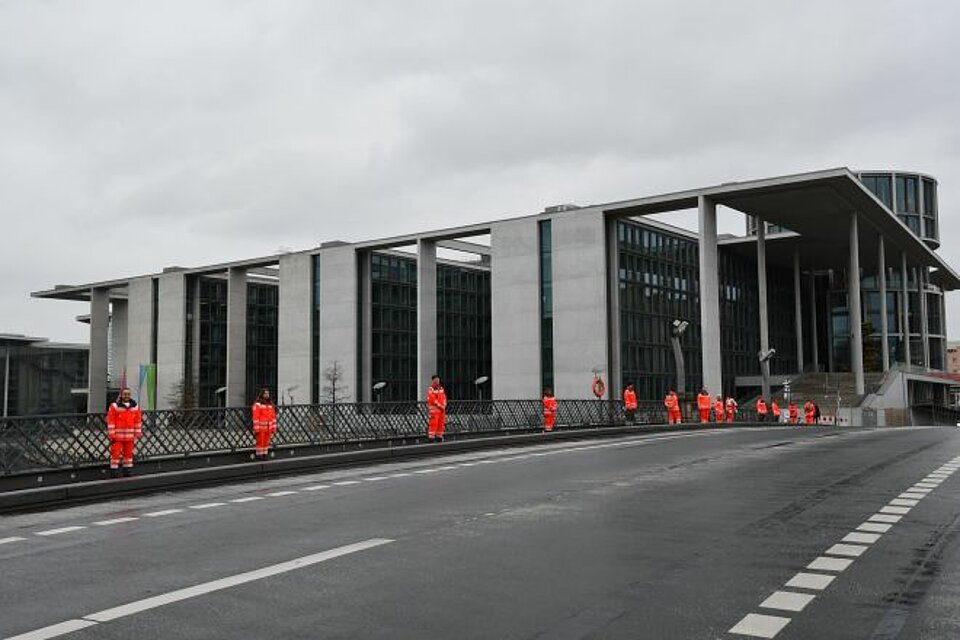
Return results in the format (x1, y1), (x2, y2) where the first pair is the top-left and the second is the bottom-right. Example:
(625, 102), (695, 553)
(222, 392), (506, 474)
(858, 522), (893, 533)
(0, 536), (27, 545)
(437, 466), (458, 470)
(807, 556), (853, 572)
(265, 491), (298, 497)
(92, 517), (139, 526)
(729, 612), (791, 638)
(363, 477), (389, 482)
(889, 498), (919, 507)
(413, 469), (437, 474)
(784, 572), (835, 591)
(3, 618), (98, 640)
(825, 543), (868, 557)
(843, 532), (881, 544)
(458, 462), (476, 467)
(189, 503), (226, 510)
(759, 590), (816, 612)
(302, 484), (331, 491)
(387, 473), (411, 478)
(35, 526), (86, 537)
(880, 506), (911, 515)
(332, 480), (360, 486)
(228, 497), (264, 503)
(869, 514), (902, 523)
(143, 509), (184, 517)
(4, 539), (393, 640)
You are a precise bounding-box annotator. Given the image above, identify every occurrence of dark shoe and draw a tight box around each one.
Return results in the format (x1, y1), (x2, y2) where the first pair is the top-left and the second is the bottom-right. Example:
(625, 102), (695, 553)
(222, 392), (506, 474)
(110, 468), (121, 479)
(122, 467), (133, 477)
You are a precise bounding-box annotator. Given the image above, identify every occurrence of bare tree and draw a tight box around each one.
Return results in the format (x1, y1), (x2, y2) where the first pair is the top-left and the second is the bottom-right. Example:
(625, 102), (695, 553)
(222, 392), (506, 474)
(322, 361), (351, 404)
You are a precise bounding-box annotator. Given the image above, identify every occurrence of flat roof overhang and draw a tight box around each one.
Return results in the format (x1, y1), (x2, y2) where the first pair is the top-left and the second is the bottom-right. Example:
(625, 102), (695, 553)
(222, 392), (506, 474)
(603, 167), (960, 290)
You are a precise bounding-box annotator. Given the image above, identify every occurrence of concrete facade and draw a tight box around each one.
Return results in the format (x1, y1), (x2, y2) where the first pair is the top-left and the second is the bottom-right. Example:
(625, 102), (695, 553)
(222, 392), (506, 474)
(155, 272), (186, 410)
(416, 240), (438, 399)
(491, 217), (542, 399)
(318, 246), (358, 403)
(697, 196), (723, 395)
(277, 253), (313, 405)
(225, 268), (247, 407)
(125, 278), (154, 397)
(109, 298), (128, 387)
(551, 209), (609, 399)
(87, 288), (109, 412)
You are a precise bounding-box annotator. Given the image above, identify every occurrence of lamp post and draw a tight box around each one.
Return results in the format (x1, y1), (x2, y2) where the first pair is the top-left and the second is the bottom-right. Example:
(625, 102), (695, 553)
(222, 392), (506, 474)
(215, 386), (227, 408)
(670, 319), (689, 395)
(758, 348), (777, 401)
(373, 381), (387, 403)
(474, 376), (489, 402)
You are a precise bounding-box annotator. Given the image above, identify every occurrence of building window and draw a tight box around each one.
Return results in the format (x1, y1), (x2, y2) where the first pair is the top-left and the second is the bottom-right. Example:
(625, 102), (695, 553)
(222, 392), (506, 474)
(896, 175), (918, 214)
(539, 220), (554, 392)
(860, 174), (893, 209)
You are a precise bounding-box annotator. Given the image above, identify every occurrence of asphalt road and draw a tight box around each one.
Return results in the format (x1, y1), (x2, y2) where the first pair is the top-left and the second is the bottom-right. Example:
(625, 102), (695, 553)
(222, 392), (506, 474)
(1, 425), (959, 640)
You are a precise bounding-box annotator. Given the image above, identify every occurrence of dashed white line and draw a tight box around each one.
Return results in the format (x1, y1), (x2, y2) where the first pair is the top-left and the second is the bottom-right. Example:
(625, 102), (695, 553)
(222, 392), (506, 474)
(807, 556), (853, 572)
(889, 498), (920, 507)
(825, 543), (868, 557)
(332, 480), (360, 486)
(857, 522), (893, 533)
(229, 497), (264, 503)
(879, 506), (911, 515)
(92, 517), (139, 526)
(302, 484), (331, 491)
(759, 590), (816, 612)
(189, 503), (226, 510)
(143, 509), (184, 517)
(0, 536), (27, 545)
(784, 572), (835, 591)
(387, 473), (410, 479)
(729, 613), (791, 638)
(35, 526), (86, 537)
(898, 492), (926, 500)
(842, 532), (881, 544)
(364, 476), (389, 482)
(413, 469), (437, 475)
(265, 491), (298, 497)
(869, 514), (902, 523)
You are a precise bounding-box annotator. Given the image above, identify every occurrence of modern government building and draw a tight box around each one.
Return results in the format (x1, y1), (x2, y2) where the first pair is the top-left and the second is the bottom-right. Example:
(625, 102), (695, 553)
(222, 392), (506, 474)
(33, 167), (958, 418)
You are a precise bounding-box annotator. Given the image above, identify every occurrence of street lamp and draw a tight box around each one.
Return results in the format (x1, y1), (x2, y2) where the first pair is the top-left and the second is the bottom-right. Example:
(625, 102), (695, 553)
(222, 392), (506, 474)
(758, 348), (776, 401)
(474, 376), (489, 402)
(670, 320), (689, 395)
(215, 386), (227, 408)
(373, 381), (387, 403)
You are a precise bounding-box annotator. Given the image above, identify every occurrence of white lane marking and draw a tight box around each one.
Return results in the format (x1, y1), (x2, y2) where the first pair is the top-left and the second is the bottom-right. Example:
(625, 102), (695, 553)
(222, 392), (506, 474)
(916, 481), (941, 487)
(364, 477), (389, 482)
(0, 536), (27, 545)
(784, 572), (835, 591)
(332, 480), (360, 486)
(909, 487), (933, 494)
(143, 509), (184, 517)
(729, 613), (791, 638)
(843, 532), (882, 544)
(413, 469), (437, 474)
(3, 618), (98, 640)
(889, 498), (920, 507)
(189, 503), (226, 510)
(899, 492), (926, 500)
(437, 466), (458, 471)
(869, 514), (902, 523)
(880, 506), (911, 515)
(302, 484), (331, 491)
(857, 522), (893, 533)
(807, 556), (853, 572)
(228, 497), (264, 504)
(265, 491), (298, 497)
(458, 462), (476, 467)
(759, 590), (816, 612)
(826, 543), (868, 557)
(7, 539), (393, 640)
(92, 517), (139, 527)
(35, 526), (86, 537)
(387, 473), (410, 478)
(478, 460), (497, 464)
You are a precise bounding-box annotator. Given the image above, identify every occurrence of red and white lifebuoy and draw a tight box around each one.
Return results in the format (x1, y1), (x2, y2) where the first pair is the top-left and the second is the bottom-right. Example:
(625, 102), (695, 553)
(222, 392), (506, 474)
(592, 376), (606, 398)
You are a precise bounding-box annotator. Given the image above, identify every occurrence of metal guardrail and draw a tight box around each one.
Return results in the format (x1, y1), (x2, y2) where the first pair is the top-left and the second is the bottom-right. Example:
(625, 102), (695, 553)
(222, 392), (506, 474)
(0, 399), (724, 477)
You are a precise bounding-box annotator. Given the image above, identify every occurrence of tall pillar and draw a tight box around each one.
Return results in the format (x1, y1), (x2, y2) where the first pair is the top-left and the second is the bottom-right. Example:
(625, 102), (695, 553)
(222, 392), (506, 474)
(793, 248), (804, 373)
(849, 213), (865, 395)
(110, 299), (129, 387)
(757, 222), (771, 400)
(88, 287), (110, 412)
(878, 237), (889, 372)
(277, 253), (313, 405)
(359, 252), (373, 403)
(901, 252), (910, 367)
(606, 215), (622, 397)
(226, 268), (247, 407)
(417, 239), (437, 399)
(809, 272), (819, 371)
(697, 196), (722, 395)
(919, 267), (930, 370)
(3, 348), (11, 417)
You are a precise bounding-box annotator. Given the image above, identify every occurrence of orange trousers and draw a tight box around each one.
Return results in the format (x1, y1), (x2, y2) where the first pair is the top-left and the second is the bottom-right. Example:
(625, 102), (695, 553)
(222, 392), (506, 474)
(428, 410), (447, 438)
(668, 409), (682, 424)
(109, 440), (136, 469)
(254, 430), (274, 456)
(699, 408), (710, 423)
(544, 414), (556, 431)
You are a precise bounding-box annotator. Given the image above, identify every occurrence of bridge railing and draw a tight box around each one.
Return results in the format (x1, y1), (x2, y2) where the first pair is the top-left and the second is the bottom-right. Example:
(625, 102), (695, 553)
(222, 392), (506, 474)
(0, 399), (693, 476)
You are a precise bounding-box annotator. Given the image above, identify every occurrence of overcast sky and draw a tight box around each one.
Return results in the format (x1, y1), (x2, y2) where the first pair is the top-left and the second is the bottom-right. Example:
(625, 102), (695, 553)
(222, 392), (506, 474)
(2, 1), (960, 344)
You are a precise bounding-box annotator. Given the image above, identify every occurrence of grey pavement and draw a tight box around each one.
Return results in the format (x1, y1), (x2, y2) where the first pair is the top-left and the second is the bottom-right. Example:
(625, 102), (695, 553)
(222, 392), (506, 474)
(1, 425), (959, 639)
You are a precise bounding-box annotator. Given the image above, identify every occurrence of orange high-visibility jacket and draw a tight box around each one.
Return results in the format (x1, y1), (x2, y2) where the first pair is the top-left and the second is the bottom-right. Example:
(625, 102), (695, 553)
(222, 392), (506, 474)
(697, 393), (711, 410)
(427, 386), (447, 412)
(252, 402), (277, 433)
(788, 403), (799, 419)
(664, 393), (678, 410)
(771, 401), (781, 416)
(543, 395), (557, 416)
(714, 399), (725, 416)
(623, 389), (638, 410)
(756, 399), (768, 414)
(107, 400), (142, 441)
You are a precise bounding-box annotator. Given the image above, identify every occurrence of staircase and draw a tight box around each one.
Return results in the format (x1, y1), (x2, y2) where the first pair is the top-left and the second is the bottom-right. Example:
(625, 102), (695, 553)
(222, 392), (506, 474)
(778, 372), (887, 408)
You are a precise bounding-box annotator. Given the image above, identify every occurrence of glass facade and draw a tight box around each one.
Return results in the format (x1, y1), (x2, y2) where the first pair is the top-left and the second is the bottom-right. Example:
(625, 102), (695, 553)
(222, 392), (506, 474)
(312, 255), (321, 403)
(860, 171), (939, 247)
(539, 220), (554, 392)
(370, 253), (418, 402)
(438, 265), (491, 401)
(0, 343), (88, 416)
(246, 282), (278, 401)
(196, 277), (227, 408)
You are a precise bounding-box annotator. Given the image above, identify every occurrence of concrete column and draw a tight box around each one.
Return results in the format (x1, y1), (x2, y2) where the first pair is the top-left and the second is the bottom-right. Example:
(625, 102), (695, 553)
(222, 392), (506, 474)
(88, 287), (110, 412)
(793, 248), (804, 374)
(417, 239), (437, 399)
(606, 215), (622, 397)
(110, 299), (128, 387)
(756, 222), (771, 400)
(318, 246), (358, 402)
(697, 196), (723, 396)
(156, 272), (187, 410)
(491, 218), (541, 399)
(124, 278), (155, 405)
(278, 253), (313, 406)
(359, 252), (373, 403)
(878, 237), (890, 372)
(919, 267), (930, 370)
(3, 348), (10, 417)
(901, 253), (910, 366)
(809, 272), (819, 371)
(848, 213), (865, 395)
(225, 268), (248, 407)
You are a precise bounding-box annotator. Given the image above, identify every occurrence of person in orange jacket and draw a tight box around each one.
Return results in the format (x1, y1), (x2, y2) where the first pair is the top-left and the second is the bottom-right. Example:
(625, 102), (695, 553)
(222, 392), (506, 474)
(106, 387), (142, 477)
(803, 400), (816, 425)
(623, 384), (638, 424)
(251, 388), (277, 460)
(756, 397), (768, 422)
(696, 388), (711, 423)
(771, 399), (782, 423)
(725, 396), (738, 422)
(714, 395), (725, 424)
(788, 401), (799, 425)
(664, 389), (681, 425)
(427, 375), (448, 442)
(542, 387), (558, 432)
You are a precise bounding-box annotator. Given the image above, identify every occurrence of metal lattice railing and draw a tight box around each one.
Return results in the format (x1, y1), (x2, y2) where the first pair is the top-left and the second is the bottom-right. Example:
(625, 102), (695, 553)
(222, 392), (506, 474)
(0, 399), (701, 477)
